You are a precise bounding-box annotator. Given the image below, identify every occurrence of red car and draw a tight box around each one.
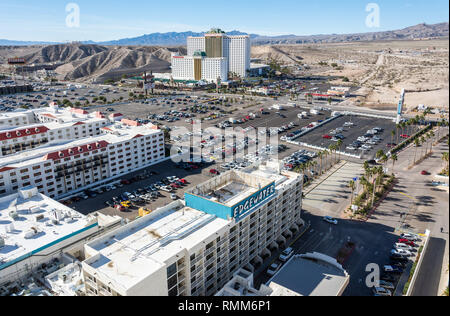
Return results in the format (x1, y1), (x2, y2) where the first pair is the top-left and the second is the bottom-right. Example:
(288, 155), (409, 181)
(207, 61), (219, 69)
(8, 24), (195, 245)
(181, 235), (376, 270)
(121, 179), (131, 185)
(179, 179), (188, 184)
(210, 169), (220, 175)
(421, 170), (429, 175)
(398, 239), (416, 247)
(400, 134), (410, 139)
(170, 183), (181, 189)
(322, 135), (332, 139)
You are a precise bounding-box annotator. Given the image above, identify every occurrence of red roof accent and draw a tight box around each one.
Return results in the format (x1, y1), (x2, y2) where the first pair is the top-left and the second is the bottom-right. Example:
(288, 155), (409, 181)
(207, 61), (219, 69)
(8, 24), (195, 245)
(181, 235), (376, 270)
(41, 113), (57, 119)
(71, 108), (89, 115)
(0, 126), (49, 141)
(0, 167), (16, 173)
(43, 140), (110, 161)
(121, 119), (140, 127)
(109, 113), (123, 118)
(101, 127), (113, 132)
(72, 122), (85, 126)
(133, 134), (144, 139)
(94, 111), (105, 119)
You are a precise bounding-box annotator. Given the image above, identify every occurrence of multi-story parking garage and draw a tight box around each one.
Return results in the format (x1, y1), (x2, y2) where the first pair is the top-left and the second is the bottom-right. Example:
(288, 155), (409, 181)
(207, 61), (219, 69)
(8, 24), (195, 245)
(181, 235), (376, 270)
(81, 160), (304, 296)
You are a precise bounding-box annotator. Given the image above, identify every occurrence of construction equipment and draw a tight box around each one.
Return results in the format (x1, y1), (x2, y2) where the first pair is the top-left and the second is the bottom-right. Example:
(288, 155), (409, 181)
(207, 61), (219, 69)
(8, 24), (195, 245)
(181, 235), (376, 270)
(139, 208), (152, 217)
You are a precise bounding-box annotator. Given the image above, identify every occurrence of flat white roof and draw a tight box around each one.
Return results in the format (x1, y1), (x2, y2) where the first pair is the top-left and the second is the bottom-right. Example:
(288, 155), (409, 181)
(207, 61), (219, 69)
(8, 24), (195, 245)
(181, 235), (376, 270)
(267, 254), (349, 296)
(84, 202), (229, 290)
(0, 190), (95, 269)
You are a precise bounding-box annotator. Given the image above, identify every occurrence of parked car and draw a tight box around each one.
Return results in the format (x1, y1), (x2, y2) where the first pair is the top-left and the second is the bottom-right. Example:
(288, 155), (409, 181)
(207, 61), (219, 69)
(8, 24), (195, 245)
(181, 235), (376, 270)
(379, 280), (395, 290)
(391, 249), (412, 257)
(384, 265), (404, 274)
(267, 263), (281, 276)
(210, 169), (220, 175)
(279, 248), (294, 262)
(420, 170), (430, 175)
(373, 287), (392, 296)
(394, 243), (413, 251)
(400, 233), (421, 242)
(380, 274), (396, 282)
(398, 239), (416, 247)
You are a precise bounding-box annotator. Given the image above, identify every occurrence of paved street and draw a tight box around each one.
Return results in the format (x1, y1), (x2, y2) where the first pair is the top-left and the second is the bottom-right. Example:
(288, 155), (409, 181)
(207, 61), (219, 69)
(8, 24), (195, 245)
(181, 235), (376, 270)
(268, 128), (449, 296)
(302, 161), (364, 218)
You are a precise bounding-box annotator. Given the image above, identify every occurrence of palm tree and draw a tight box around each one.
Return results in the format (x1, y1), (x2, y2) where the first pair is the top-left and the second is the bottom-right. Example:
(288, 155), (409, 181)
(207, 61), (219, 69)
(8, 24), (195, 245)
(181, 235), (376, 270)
(413, 138), (420, 164)
(429, 131), (435, 154)
(391, 154), (398, 174)
(336, 139), (343, 162)
(318, 151), (323, 175)
(420, 136), (426, 159)
(391, 130), (396, 146)
(348, 180), (356, 205)
(328, 145), (335, 165)
(396, 124), (401, 144)
(442, 152), (449, 172)
(376, 150), (384, 161)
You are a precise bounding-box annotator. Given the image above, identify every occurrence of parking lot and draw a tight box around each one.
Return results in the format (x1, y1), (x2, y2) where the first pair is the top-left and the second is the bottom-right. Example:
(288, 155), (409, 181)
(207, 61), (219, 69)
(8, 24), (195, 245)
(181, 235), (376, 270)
(65, 159), (215, 220)
(297, 114), (398, 160)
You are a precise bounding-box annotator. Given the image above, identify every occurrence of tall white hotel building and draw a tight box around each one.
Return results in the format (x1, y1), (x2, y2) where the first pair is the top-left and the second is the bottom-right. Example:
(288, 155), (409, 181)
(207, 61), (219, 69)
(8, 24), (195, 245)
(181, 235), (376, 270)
(171, 29), (251, 83)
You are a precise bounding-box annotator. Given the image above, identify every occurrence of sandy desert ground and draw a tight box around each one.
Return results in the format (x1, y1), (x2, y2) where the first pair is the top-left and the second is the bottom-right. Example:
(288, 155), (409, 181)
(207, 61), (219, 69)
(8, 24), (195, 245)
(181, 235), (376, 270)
(253, 39), (449, 112)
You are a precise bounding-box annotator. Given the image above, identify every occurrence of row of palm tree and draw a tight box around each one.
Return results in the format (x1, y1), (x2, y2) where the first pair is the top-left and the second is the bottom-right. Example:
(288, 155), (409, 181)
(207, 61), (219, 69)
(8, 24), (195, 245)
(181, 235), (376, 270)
(294, 141), (345, 181)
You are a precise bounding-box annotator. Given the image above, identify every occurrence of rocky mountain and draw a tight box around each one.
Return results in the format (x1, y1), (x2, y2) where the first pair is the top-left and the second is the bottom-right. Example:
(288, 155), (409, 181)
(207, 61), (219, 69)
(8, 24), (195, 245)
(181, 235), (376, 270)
(54, 46), (186, 82)
(98, 31), (258, 46)
(252, 22), (449, 45)
(1, 23), (447, 47)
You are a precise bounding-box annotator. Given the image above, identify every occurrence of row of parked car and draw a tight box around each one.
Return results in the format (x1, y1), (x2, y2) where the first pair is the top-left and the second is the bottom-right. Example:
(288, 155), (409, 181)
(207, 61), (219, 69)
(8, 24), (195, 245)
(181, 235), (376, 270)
(373, 233), (422, 296)
(105, 176), (190, 212)
(282, 149), (318, 171)
(347, 127), (385, 152)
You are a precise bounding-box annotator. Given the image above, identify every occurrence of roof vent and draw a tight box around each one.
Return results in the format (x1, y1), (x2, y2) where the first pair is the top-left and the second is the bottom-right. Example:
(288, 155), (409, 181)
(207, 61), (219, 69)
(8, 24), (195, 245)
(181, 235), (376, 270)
(78, 147), (84, 152)
(16, 132), (21, 136)
(6, 133), (11, 138)
(25, 129), (31, 134)
(35, 128), (40, 133)
(59, 152), (64, 158)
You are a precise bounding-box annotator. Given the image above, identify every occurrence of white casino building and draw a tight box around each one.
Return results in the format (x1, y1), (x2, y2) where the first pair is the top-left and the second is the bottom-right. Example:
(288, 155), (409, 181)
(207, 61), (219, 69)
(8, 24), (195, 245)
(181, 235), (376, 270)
(171, 29), (251, 83)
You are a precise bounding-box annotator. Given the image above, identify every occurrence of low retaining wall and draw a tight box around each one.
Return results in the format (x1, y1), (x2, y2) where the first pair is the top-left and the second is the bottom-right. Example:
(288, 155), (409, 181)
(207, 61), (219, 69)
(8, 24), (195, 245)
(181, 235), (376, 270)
(406, 229), (431, 296)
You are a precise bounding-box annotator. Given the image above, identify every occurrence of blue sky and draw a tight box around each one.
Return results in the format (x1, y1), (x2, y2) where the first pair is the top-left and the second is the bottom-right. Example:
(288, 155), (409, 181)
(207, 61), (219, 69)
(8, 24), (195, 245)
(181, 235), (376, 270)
(0, 0), (448, 42)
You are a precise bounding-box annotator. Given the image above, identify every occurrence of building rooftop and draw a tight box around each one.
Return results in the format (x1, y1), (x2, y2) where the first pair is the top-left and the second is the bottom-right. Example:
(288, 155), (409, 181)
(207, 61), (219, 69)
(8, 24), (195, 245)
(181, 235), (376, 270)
(83, 201), (229, 292)
(267, 253), (350, 296)
(187, 170), (274, 208)
(0, 187), (97, 271)
(0, 123), (162, 169)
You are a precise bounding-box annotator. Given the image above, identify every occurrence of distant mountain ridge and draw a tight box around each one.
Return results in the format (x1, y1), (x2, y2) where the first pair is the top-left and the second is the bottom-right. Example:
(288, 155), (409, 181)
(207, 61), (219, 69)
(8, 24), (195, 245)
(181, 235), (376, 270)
(1, 22), (447, 46)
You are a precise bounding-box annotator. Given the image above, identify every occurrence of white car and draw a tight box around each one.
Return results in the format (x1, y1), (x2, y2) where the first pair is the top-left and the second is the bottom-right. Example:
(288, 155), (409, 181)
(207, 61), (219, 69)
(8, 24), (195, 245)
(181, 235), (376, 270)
(171, 193), (178, 200)
(323, 216), (338, 225)
(267, 263), (281, 276)
(379, 280), (395, 290)
(279, 248), (294, 262)
(373, 287), (392, 296)
(400, 233), (420, 242)
(391, 249), (412, 257)
(394, 243), (413, 251)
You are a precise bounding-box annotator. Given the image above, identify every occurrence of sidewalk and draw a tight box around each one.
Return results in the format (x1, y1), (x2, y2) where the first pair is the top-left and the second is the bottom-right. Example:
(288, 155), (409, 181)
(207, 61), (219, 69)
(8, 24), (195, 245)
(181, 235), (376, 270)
(304, 160), (347, 196)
